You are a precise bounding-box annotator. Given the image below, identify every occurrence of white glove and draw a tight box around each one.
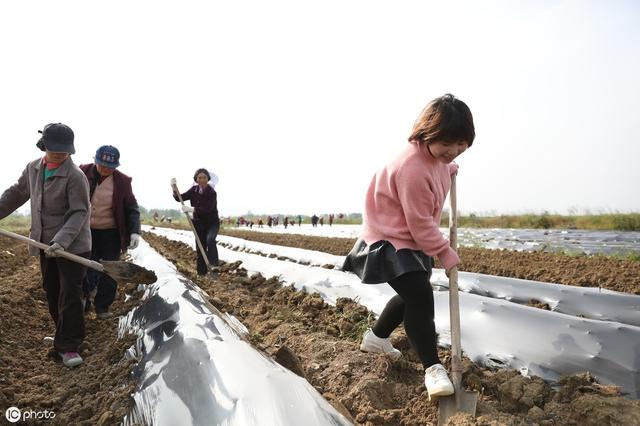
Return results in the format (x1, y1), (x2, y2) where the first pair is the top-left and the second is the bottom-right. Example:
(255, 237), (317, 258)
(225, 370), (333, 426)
(182, 205), (195, 213)
(170, 177), (177, 187)
(128, 233), (140, 250)
(44, 242), (64, 257)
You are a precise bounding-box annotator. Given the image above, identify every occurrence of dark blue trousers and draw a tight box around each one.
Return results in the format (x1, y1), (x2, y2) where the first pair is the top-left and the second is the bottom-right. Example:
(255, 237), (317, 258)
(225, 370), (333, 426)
(82, 228), (121, 313)
(194, 221), (220, 275)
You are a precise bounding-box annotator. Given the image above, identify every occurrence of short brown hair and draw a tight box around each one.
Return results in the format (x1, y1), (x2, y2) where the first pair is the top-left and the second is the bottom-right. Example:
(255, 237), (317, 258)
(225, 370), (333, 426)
(409, 94), (475, 147)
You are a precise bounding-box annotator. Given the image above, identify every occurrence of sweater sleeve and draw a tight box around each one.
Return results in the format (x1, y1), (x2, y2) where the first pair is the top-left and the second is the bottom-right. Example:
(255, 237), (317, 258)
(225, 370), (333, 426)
(395, 166), (460, 270)
(174, 186), (194, 202)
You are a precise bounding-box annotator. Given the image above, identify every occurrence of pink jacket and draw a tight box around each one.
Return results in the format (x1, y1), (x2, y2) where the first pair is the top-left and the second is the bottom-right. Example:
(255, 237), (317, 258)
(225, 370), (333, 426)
(361, 142), (460, 270)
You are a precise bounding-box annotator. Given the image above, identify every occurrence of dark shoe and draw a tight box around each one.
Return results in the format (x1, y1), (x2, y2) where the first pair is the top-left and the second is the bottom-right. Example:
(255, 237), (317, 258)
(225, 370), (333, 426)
(83, 298), (92, 314)
(209, 266), (220, 278)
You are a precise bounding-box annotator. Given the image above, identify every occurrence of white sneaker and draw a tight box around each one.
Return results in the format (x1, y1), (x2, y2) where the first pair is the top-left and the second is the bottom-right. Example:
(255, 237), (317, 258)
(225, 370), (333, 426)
(424, 363), (454, 399)
(59, 352), (83, 368)
(359, 328), (402, 360)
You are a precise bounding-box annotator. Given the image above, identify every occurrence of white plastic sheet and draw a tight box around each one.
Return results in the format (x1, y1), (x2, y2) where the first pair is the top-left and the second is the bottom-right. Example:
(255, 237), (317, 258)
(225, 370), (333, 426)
(120, 239), (352, 426)
(218, 230), (640, 326)
(147, 226), (640, 398)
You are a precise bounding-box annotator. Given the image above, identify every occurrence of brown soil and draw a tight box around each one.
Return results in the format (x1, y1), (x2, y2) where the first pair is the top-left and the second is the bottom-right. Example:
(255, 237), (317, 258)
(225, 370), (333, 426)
(142, 231), (640, 425)
(0, 234), (141, 426)
(220, 229), (640, 295)
(3, 225), (639, 426)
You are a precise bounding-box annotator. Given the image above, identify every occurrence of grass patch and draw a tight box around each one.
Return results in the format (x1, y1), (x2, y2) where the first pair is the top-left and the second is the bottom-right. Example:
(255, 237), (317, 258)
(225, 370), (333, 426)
(0, 214), (31, 234)
(343, 312), (375, 342)
(274, 306), (297, 323)
(446, 212), (640, 231)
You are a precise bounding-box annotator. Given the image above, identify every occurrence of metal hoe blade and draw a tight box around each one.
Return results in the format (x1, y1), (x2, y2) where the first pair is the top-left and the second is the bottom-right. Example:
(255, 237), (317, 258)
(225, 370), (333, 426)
(438, 389), (478, 425)
(100, 260), (157, 284)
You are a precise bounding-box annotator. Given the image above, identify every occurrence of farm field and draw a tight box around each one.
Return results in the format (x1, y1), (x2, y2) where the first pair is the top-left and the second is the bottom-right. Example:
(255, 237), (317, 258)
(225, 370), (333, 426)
(219, 224), (640, 256)
(219, 228), (640, 295)
(1, 227), (639, 425)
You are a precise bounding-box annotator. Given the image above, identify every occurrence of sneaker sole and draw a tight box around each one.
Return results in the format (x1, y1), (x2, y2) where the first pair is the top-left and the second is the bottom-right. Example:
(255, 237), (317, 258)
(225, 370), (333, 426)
(428, 387), (454, 401)
(359, 344), (402, 360)
(59, 353), (83, 368)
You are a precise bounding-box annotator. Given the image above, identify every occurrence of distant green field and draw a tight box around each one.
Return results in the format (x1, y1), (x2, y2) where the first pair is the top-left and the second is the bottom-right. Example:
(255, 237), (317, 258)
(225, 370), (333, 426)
(4, 211), (640, 232)
(449, 212), (640, 231)
(0, 214), (30, 233)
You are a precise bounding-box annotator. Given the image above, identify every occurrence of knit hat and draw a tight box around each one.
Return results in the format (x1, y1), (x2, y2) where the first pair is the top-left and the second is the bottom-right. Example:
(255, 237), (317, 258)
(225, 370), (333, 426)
(95, 145), (120, 168)
(37, 123), (75, 154)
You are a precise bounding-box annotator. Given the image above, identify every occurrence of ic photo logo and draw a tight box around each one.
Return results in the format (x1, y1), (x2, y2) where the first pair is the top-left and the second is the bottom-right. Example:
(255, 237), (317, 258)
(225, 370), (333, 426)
(5, 407), (21, 423)
(5, 406), (56, 423)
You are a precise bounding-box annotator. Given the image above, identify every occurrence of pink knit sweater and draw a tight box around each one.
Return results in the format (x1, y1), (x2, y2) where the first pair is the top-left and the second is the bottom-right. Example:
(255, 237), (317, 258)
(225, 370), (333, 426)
(361, 142), (460, 271)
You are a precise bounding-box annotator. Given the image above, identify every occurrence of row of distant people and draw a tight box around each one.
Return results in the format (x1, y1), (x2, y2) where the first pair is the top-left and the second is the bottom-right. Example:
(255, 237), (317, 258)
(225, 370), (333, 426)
(151, 212), (173, 223)
(149, 212), (346, 227)
(227, 213), (344, 228)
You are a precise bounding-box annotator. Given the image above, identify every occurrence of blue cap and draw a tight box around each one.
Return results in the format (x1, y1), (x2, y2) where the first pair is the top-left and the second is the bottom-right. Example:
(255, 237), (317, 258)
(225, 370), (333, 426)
(95, 145), (120, 168)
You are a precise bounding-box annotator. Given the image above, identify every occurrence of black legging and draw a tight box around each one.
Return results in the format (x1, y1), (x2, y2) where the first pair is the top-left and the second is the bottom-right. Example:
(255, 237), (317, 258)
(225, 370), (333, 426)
(372, 271), (440, 369)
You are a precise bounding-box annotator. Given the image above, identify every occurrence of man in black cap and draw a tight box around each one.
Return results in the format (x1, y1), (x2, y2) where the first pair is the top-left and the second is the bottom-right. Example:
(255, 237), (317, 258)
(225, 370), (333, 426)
(0, 123), (91, 368)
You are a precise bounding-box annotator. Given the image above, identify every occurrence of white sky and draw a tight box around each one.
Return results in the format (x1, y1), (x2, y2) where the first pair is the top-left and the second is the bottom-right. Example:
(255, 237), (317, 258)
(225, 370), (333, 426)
(1, 0), (639, 217)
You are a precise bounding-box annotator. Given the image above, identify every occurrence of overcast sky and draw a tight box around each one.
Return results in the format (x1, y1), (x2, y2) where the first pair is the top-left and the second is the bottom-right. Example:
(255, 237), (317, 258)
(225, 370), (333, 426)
(1, 0), (638, 217)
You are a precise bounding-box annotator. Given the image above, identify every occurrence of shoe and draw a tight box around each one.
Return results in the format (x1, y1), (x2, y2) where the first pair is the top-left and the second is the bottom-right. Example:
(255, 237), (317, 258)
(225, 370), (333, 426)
(96, 311), (113, 319)
(424, 363), (454, 400)
(83, 298), (92, 314)
(359, 328), (401, 360)
(59, 352), (83, 368)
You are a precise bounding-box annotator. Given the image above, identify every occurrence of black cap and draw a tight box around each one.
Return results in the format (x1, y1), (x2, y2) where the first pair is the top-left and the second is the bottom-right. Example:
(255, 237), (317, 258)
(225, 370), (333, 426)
(37, 123), (75, 154)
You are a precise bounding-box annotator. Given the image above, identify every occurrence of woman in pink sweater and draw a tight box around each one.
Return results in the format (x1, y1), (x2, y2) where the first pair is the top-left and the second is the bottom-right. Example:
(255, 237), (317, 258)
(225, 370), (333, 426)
(343, 94), (475, 400)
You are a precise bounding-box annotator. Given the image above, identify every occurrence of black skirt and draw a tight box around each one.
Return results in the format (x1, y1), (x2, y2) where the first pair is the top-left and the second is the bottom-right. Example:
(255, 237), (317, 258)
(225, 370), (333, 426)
(342, 239), (434, 284)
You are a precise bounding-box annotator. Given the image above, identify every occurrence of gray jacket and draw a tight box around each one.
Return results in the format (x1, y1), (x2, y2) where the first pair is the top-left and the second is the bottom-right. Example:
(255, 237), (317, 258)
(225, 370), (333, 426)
(0, 157), (91, 256)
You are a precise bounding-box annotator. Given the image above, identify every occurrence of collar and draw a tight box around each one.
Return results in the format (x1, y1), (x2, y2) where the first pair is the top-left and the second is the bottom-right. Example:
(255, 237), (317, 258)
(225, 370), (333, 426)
(93, 164), (118, 183)
(40, 155), (72, 177)
(42, 156), (63, 169)
(419, 142), (438, 163)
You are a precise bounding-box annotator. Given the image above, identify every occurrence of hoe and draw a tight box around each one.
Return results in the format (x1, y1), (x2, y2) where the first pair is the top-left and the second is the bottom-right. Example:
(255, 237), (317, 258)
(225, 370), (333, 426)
(438, 173), (479, 425)
(0, 228), (157, 285)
